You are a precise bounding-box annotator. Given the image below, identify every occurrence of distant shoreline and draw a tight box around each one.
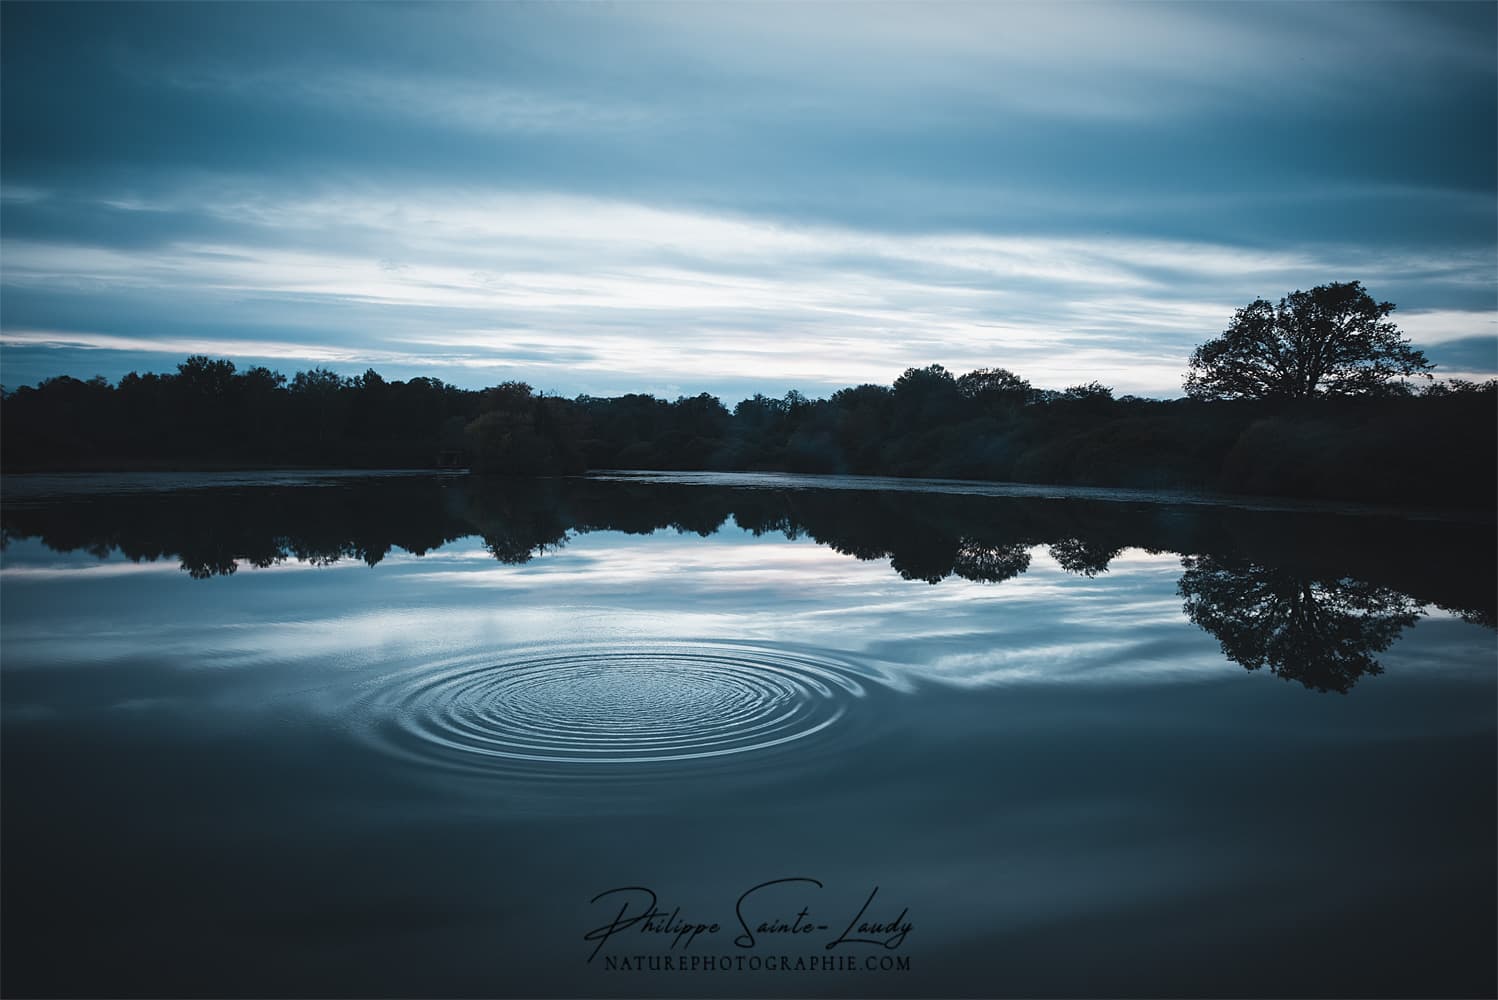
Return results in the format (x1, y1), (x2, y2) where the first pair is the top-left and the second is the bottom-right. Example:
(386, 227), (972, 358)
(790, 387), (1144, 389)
(4, 360), (1493, 512)
(3, 465), (1492, 521)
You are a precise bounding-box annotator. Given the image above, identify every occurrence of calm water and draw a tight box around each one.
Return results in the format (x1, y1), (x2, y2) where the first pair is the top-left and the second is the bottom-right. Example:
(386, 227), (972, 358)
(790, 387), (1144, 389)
(2, 471), (1494, 998)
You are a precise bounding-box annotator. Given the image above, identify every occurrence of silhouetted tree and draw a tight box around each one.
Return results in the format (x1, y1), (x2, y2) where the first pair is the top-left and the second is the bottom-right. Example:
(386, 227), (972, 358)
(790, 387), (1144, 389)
(1062, 381), (1113, 402)
(176, 355), (238, 397)
(892, 364), (962, 428)
(1178, 555), (1423, 692)
(828, 383), (892, 471)
(1422, 377), (1497, 398)
(289, 366), (350, 449)
(1185, 281), (1431, 400)
(4, 352), (1494, 509)
(466, 382), (583, 474)
(957, 367), (1033, 413)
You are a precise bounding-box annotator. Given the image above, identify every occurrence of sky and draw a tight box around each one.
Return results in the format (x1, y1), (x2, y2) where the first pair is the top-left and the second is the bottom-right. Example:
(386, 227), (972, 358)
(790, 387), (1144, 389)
(2, 1), (1495, 402)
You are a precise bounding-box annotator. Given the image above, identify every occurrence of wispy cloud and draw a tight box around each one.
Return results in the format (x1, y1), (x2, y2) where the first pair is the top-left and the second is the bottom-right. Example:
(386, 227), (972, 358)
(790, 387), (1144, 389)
(1, 2), (1492, 396)
(4, 188), (1492, 397)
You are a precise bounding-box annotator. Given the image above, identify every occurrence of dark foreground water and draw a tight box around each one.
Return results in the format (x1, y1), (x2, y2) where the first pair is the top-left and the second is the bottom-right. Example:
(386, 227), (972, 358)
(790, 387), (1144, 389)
(2, 471), (1494, 998)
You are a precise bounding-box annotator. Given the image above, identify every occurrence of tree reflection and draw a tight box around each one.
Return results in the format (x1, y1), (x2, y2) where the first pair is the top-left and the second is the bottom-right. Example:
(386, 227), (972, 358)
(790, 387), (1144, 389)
(5, 474), (1490, 701)
(1178, 555), (1423, 693)
(1046, 538), (1122, 577)
(887, 527), (961, 584)
(953, 540), (1032, 583)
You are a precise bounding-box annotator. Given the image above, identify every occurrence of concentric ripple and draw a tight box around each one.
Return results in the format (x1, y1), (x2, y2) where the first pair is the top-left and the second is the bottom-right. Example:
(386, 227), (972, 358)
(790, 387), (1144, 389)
(349, 641), (891, 777)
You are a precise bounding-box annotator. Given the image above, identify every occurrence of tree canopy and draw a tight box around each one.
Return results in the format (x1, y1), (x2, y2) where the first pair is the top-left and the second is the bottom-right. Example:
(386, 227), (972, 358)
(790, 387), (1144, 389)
(3, 347), (1494, 508)
(1184, 281), (1432, 400)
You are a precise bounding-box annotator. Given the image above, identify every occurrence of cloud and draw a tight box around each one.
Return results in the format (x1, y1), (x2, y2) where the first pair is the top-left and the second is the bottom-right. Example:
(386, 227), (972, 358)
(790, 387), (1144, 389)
(1420, 336), (1498, 378)
(1, 3), (1492, 398)
(1396, 309), (1498, 346)
(3, 185), (1495, 399)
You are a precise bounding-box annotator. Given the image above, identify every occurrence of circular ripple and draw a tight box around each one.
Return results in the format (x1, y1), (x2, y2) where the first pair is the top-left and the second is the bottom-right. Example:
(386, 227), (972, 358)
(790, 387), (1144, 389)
(349, 641), (884, 776)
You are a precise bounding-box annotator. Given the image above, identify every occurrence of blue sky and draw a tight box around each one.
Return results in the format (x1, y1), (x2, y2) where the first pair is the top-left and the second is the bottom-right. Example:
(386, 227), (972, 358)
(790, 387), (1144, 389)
(2, 1), (1494, 401)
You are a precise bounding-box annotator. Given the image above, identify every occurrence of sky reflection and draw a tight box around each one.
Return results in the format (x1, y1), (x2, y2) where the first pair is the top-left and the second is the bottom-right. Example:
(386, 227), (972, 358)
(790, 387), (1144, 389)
(2, 525), (1487, 701)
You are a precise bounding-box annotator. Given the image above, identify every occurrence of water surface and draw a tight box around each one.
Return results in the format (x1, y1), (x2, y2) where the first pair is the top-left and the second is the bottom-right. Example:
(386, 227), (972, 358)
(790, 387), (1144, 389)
(2, 471), (1493, 997)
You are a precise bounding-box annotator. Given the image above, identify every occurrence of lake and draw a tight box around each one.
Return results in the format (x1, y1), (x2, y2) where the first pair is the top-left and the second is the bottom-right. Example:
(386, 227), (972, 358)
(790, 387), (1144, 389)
(2, 470), (1493, 998)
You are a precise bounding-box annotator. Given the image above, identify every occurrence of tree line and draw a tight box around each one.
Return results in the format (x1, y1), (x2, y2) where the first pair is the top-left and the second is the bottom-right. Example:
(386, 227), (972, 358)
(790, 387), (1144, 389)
(2, 281), (1493, 508)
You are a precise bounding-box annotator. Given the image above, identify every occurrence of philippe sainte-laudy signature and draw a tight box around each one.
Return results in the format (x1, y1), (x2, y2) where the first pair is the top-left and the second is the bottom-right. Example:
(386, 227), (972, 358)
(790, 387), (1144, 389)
(584, 878), (912, 962)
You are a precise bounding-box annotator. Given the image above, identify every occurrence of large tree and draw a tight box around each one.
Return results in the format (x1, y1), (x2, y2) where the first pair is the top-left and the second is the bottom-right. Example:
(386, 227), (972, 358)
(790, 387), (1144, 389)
(1184, 281), (1431, 400)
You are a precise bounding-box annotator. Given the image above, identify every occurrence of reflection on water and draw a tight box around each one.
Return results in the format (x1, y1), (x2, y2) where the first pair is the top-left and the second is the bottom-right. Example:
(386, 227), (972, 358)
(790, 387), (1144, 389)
(1179, 556), (1426, 693)
(3, 471), (1491, 693)
(1, 471), (1494, 997)
(354, 641), (880, 768)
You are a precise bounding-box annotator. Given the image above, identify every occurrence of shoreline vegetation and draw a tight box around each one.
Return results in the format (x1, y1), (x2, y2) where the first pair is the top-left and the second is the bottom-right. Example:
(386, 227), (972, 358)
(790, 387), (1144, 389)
(6, 284), (1491, 508)
(2, 355), (1493, 510)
